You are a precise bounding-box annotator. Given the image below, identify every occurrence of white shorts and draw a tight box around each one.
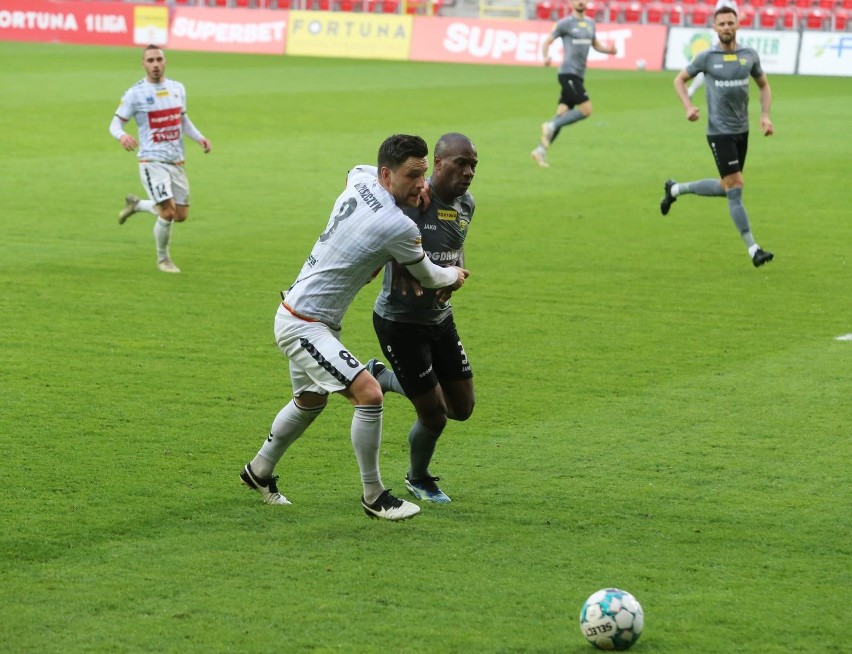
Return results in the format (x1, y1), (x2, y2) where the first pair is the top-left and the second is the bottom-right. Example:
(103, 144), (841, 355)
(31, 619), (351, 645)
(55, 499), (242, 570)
(139, 161), (190, 206)
(274, 304), (366, 397)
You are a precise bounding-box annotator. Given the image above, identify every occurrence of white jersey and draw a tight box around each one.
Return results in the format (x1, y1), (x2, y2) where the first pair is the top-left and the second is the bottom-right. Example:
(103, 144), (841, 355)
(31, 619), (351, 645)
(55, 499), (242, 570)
(284, 166), (427, 330)
(114, 78), (188, 163)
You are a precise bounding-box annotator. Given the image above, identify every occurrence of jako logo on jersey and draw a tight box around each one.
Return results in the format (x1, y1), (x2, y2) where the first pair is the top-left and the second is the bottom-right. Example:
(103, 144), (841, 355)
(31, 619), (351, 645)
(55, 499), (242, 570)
(437, 209), (457, 221)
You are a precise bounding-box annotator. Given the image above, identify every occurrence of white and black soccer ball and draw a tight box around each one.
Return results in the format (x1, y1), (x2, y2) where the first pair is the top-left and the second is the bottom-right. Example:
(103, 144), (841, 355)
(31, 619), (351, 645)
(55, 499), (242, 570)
(580, 588), (644, 651)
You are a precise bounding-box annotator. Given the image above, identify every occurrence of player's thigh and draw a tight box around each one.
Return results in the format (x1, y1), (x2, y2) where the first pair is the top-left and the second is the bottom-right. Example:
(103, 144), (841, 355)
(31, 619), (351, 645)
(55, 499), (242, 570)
(373, 313), (437, 399)
(139, 162), (174, 204)
(276, 308), (365, 396)
(170, 165), (191, 207)
(432, 319), (474, 415)
(706, 133), (747, 178)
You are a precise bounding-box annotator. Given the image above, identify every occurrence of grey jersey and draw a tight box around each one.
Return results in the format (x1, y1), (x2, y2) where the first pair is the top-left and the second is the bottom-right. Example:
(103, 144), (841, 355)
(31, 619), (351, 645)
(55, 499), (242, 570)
(374, 181), (475, 325)
(553, 15), (596, 77)
(687, 45), (764, 135)
(284, 166), (426, 331)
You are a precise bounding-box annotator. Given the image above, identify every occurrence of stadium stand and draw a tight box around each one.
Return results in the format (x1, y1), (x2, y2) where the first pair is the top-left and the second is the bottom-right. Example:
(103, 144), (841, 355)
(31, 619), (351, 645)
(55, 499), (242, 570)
(52, 0), (852, 29)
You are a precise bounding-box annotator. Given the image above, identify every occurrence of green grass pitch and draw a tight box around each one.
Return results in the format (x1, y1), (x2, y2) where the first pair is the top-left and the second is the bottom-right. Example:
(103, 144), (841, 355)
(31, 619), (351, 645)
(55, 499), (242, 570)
(1, 41), (850, 652)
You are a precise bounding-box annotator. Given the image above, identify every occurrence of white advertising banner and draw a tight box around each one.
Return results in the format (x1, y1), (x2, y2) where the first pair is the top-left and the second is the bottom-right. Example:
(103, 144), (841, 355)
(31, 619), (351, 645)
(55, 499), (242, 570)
(666, 27), (799, 74)
(798, 32), (852, 76)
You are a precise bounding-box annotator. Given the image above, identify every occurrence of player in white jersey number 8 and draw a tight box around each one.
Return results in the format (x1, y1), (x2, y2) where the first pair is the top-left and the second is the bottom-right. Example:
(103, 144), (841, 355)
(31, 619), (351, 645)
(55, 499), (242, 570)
(239, 134), (469, 521)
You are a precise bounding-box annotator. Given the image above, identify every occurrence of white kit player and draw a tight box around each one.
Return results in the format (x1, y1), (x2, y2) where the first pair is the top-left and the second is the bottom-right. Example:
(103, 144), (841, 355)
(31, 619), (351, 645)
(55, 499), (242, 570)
(109, 45), (211, 273)
(688, 0), (739, 99)
(239, 134), (470, 521)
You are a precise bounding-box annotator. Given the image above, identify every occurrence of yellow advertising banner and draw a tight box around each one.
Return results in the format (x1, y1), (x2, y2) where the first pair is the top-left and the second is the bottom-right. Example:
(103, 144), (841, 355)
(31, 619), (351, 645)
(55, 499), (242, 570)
(133, 5), (169, 46)
(287, 11), (412, 60)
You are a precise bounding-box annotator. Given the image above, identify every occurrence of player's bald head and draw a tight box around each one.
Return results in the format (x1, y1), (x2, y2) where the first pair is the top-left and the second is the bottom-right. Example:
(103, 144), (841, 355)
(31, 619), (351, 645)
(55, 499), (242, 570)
(434, 133), (473, 159)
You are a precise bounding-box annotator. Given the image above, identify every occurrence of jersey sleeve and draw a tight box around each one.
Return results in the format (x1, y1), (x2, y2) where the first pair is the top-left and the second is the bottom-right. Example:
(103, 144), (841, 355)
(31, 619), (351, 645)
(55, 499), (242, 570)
(114, 90), (134, 121)
(749, 50), (765, 79)
(686, 50), (709, 77)
(385, 219), (426, 265)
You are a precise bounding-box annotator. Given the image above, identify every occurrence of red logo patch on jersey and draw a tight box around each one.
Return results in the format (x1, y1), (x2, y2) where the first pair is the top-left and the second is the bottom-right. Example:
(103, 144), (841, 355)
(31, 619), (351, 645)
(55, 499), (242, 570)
(148, 108), (181, 129)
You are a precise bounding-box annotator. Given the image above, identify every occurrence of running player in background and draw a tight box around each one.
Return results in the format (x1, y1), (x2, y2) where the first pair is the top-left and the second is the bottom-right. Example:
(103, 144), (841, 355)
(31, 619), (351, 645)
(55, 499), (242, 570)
(239, 134), (470, 521)
(531, 0), (617, 168)
(660, 5), (774, 268)
(109, 45), (212, 274)
(365, 133), (478, 504)
(687, 0), (739, 100)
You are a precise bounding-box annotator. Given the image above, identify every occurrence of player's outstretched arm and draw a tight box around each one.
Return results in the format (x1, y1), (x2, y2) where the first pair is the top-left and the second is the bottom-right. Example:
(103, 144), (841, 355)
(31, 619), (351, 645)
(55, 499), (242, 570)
(403, 254), (469, 291)
(756, 75), (773, 136)
(674, 70), (699, 121)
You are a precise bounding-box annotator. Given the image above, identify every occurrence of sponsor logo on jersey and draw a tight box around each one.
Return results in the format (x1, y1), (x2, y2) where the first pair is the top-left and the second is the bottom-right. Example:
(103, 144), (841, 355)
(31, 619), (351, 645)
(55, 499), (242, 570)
(427, 249), (461, 263)
(146, 96), (155, 105)
(714, 78), (749, 88)
(153, 128), (180, 143)
(723, 54), (737, 61)
(156, 90), (169, 97)
(148, 107), (182, 127)
(437, 209), (457, 221)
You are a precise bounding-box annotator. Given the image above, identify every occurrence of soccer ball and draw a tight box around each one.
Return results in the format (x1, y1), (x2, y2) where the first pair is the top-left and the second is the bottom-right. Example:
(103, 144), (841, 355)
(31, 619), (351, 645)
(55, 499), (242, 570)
(580, 588), (644, 651)
(635, 58), (647, 70)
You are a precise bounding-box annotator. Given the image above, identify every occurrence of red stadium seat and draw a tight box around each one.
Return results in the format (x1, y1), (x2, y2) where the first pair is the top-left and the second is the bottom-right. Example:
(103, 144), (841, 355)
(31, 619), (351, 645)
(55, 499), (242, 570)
(585, 0), (607, 21)
(338, 0), (356, 10)
(835, 8), (851, 28)
(738, 4), (756, 26)
(817, 0), (836, 8)
(780, 7), (797, 27)
(536, 1), (554, 20)
(275, 0), (292, 8)
(645, 1), (666, 23)
(842, 0), (852, 9)
(378, 0), (399, 11)
(688, 4), (712, 26)
(669, 4), (684, 25)
(769, 0), (786, 6)
(801, 7), (830, 28)
(794, 0), (813, 7)
(623, 1), (644, 22)
(758, 7), (778, 27)
(749, 0), (766, 7)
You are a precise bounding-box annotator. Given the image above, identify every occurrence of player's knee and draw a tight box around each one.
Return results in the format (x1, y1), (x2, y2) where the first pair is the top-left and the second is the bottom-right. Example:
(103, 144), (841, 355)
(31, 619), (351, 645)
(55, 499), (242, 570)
(158, 206), (177, 221)
(350, 375), (383, 406)
(451, 401), (475, 422)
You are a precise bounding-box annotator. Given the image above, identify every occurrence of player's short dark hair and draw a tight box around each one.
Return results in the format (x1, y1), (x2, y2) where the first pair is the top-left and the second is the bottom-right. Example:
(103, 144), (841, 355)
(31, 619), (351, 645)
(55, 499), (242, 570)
(714, 5), (737, 19)
(377, 134), (428, 170)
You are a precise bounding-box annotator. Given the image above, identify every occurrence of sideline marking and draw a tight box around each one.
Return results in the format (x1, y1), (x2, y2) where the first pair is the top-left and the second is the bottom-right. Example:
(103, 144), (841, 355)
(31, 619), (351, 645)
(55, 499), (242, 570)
(835, 334), (852, 341)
